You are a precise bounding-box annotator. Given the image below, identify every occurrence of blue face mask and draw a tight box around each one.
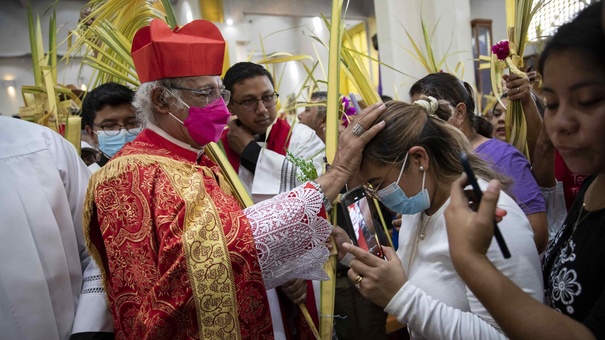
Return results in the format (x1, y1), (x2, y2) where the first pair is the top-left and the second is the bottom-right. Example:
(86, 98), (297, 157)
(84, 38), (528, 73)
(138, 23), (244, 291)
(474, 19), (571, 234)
(376, 153), (431, 215)
(96, 128), (141, 158)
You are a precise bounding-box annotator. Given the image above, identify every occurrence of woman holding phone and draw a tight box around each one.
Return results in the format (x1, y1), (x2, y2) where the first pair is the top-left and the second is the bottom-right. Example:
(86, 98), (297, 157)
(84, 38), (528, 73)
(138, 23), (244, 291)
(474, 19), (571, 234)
(337, 97), (543, 339)
(444, 2), (605, 338)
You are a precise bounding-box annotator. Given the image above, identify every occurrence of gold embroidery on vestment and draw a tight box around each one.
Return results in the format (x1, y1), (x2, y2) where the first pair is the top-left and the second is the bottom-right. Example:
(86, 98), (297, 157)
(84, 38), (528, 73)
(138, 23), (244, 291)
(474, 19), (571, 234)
(83, 154), (241, 339)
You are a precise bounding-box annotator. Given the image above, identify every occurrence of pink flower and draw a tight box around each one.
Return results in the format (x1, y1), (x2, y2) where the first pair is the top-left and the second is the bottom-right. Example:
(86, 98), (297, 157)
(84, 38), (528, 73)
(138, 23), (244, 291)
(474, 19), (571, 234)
(340, 96), (357, 127)
(492, 40), (510, 60)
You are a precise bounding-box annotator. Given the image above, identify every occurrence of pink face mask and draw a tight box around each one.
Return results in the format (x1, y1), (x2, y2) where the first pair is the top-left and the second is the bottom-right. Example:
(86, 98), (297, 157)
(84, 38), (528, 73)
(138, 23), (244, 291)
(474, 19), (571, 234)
(169, 97), (230, 146)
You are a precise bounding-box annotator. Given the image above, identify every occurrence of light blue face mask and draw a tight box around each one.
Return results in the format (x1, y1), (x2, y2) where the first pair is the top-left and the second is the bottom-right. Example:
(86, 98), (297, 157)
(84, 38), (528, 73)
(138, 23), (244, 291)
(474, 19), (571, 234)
(96, 128), (141, 158)
(376, 153), (431, 215)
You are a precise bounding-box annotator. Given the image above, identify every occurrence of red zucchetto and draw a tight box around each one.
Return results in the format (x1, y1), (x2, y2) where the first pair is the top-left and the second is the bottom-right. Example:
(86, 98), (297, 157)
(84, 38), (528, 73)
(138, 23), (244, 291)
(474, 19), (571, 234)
(131, 19), (225, 83)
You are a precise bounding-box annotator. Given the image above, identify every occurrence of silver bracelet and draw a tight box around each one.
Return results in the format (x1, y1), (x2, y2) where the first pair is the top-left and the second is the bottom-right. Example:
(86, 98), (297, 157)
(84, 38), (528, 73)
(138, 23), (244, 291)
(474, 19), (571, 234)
(309, 180), (332, 212)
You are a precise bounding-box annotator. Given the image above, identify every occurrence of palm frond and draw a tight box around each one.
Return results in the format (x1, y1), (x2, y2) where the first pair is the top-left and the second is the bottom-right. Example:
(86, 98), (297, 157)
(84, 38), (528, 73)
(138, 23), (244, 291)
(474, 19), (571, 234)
(345, 47), (414, 78)
(320, 1), (344, 338)
(492, 0), (547, 159)
(398, 16), (463, 77)
(28, 6), (41, 86)
(257, 53), (314, 64)
(49, 10), (57, 83)
(64, 0), (173, 87)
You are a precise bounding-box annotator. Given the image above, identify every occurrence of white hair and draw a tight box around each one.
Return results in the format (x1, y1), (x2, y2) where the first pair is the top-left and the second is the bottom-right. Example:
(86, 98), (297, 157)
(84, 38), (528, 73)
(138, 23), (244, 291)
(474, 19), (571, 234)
(132, 76), (201, 126)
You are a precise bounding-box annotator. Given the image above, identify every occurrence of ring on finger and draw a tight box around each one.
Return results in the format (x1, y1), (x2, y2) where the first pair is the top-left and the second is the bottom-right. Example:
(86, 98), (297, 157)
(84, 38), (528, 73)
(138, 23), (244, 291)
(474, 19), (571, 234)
(352, 123), (365, 137)
(354, 275), (363, 289)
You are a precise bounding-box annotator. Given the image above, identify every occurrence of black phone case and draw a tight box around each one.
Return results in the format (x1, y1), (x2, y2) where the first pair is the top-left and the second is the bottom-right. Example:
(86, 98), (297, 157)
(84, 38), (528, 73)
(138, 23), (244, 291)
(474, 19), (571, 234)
(340, 186), (390, 258)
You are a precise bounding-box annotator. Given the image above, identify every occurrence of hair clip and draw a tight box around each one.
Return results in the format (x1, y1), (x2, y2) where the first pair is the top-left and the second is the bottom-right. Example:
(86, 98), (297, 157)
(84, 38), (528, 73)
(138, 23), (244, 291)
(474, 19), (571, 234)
(413, 95), (439, 118)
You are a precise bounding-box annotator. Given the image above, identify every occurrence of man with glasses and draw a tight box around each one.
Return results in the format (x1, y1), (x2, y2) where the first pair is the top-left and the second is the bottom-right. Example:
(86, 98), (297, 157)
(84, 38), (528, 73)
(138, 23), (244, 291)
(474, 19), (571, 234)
(222, 62), (326, 203)
(81, 82), (140, 172)
(222, 62), (327, 339)
(82, 19), (359, 339)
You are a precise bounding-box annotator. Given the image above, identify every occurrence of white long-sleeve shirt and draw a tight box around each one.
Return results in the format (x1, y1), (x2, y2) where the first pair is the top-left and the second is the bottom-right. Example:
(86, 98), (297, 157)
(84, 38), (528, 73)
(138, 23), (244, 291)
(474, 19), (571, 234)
(385, 179), (544, 339)
(0, 117), (113, 339)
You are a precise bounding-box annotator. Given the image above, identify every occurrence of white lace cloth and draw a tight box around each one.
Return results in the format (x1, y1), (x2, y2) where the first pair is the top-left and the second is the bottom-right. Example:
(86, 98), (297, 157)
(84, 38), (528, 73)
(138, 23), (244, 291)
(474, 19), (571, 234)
(244, 183), (332, 289)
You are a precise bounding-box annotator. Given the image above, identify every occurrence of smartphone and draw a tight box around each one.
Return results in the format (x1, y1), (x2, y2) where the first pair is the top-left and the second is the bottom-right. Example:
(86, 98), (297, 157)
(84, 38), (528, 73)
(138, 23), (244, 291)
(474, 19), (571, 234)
(459, 151), (511, 258)
(460, 152), (484, 212)
(340, 186), (390, 258)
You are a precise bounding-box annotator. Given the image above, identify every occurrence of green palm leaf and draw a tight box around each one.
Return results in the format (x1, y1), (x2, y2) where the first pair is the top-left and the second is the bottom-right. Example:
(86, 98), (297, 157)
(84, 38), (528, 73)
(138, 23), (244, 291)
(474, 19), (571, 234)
(64, 0), (177, 87)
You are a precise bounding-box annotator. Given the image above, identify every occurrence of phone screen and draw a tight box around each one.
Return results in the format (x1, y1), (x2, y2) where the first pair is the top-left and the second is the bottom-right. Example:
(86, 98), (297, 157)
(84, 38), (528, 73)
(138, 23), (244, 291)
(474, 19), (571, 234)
(342, 188), (385, 258)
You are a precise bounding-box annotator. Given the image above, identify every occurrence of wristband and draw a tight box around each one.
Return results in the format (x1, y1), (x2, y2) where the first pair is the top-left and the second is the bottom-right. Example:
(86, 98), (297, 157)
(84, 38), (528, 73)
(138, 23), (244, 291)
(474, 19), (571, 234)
(309, 180), (333, 212)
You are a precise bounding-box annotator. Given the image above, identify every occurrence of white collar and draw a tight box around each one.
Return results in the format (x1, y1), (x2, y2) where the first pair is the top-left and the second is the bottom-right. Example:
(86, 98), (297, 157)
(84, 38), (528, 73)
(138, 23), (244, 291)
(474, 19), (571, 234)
(146, 123), (205, 159)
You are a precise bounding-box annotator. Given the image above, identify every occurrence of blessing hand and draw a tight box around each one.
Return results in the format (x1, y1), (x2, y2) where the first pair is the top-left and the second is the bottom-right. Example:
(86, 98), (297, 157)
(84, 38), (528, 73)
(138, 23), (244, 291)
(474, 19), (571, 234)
(332, 103), (386, 178)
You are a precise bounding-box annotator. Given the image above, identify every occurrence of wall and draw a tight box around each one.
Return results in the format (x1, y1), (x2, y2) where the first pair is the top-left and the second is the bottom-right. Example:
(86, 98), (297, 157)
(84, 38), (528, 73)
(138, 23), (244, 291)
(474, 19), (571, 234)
(173, 0), (201, 25)
(218, 14), (363, 99)
(225, 0), (374, 22)
(375, 0), (476, 100)
(0, 0), (94, 116)
(470, 0), (508, 43)
(3, 0), (504, 116)
(0, 0), (367, 116)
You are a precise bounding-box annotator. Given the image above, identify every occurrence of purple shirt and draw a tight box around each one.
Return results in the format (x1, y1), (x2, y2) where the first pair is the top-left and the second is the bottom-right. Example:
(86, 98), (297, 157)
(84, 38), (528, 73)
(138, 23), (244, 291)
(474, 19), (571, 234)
(475, 138), (545, 215)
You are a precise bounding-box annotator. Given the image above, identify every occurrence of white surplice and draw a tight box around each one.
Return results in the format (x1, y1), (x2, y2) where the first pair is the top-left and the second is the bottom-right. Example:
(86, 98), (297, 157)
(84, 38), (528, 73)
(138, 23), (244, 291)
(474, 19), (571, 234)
(235, 122), (326, 338)
(0, 117), (113, 340)
(239, 122), (326, 203)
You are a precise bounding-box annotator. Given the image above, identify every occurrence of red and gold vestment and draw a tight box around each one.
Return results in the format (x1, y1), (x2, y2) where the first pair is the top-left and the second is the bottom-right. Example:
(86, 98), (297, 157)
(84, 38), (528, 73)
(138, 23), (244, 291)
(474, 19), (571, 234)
(84, 128), (273, 339)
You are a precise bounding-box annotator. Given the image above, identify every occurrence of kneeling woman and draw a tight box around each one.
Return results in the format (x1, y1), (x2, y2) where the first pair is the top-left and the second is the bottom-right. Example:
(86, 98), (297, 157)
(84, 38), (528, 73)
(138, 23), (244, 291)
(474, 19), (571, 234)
(341, 98), (543, 339)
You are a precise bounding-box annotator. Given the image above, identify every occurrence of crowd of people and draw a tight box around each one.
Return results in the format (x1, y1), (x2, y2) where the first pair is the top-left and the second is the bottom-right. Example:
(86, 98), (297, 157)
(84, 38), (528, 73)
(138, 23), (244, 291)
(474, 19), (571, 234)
(1, 2), (604, 339)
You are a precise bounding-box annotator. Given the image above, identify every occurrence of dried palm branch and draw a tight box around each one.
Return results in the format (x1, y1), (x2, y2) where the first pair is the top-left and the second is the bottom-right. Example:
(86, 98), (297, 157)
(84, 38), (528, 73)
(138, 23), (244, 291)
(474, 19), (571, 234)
(64, 0), (171, 87)
(490, 0), (547, 160)
(317, 1), (345, 338)
(21, 6), (82, 151)
(399, 16), (465, 78)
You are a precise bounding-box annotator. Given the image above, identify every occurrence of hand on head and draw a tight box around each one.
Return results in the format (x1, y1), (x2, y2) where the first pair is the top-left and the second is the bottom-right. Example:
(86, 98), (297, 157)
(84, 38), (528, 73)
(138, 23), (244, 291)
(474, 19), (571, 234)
(330, 102), (386, 181)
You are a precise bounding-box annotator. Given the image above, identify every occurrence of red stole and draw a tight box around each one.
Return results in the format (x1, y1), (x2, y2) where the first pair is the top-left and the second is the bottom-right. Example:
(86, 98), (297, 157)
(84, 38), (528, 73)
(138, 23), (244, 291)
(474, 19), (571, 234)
(221, 117), (292, 171)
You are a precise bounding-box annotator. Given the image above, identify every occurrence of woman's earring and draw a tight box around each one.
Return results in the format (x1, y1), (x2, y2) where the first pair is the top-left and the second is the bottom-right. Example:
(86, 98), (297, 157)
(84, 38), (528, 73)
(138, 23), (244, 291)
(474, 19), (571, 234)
(419, 166), (424, 171)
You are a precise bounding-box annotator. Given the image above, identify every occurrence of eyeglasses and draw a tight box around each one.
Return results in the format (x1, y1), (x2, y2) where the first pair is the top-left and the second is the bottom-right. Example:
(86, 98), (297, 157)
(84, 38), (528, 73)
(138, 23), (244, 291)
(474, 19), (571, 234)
(231, 93), (279, 112)
(363, 155), (403, 199)
(171, 86), (231, 105)
(93, 122), (140, 136)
